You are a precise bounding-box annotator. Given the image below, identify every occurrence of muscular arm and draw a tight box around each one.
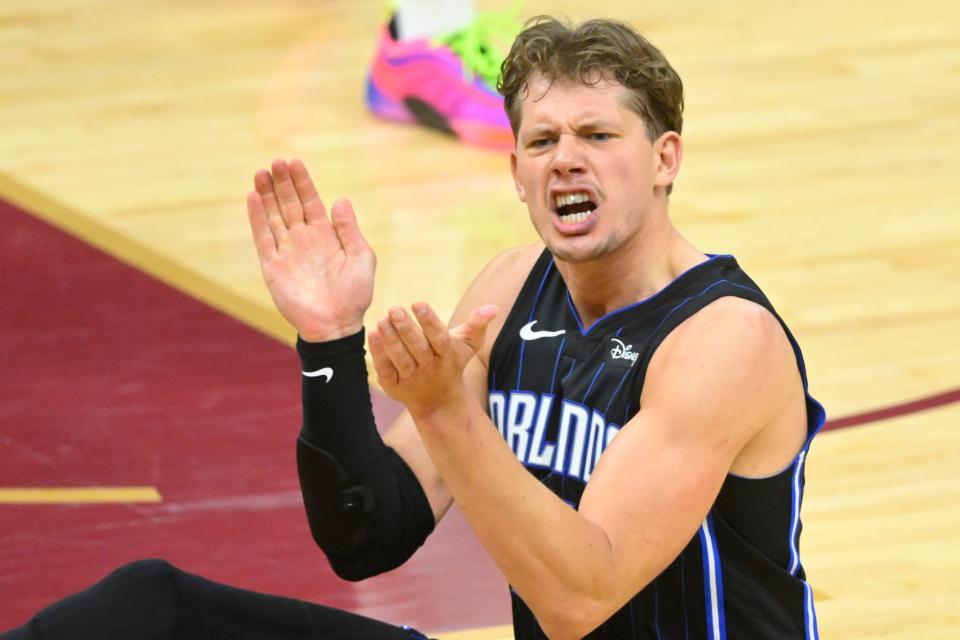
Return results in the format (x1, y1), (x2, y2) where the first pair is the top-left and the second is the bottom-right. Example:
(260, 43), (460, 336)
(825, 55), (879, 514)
(372, 294), (804, 639)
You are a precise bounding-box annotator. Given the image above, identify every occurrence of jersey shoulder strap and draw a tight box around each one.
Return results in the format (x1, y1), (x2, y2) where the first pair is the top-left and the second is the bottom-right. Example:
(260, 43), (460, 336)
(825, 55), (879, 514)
(489, 247), (555, 371)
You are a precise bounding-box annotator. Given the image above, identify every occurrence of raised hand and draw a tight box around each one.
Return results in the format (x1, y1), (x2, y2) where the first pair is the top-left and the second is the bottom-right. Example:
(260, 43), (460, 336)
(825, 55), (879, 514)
(247, 159), (375, 342)
(368, 302), (498, 416)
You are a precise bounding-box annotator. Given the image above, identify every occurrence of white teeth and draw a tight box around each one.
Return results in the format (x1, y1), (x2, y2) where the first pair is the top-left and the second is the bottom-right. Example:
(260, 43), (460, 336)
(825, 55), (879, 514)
(554, 192), (591, 209)
(559, 210), (593, 224)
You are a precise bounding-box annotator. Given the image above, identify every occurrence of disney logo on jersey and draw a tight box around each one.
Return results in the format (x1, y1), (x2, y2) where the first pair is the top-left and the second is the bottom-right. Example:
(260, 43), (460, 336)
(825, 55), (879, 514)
(609, 338), (639, 364)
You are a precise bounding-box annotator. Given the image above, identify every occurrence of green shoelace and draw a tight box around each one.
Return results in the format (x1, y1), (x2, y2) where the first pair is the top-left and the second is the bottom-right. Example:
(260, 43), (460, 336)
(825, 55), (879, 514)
(437, 2), (523, 88)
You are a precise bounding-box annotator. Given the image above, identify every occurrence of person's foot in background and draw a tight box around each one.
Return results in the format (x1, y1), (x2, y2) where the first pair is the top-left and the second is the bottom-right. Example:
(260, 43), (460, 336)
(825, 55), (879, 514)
(366, 1), (519, 151)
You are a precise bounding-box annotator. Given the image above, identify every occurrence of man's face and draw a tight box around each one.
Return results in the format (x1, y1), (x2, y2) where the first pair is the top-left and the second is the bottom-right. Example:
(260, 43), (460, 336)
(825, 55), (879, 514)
(510, 74), (669, 264)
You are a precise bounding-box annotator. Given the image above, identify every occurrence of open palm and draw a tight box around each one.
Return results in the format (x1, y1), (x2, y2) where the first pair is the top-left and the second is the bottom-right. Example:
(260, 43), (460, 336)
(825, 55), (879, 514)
(247, 159), (375, 342)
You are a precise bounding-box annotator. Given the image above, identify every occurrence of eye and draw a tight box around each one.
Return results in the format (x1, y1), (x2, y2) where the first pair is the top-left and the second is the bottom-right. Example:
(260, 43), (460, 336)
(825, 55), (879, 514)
(588, 132), (612, 142)
(528, 137), (554, 149)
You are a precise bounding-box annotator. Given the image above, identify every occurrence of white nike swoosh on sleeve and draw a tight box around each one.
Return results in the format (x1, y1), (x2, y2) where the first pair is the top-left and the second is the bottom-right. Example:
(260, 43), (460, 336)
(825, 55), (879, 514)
(302, 367), (333, 383)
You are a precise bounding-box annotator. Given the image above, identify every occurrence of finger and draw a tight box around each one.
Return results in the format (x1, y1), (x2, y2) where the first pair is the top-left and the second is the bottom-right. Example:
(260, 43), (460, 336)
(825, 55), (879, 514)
(246, 191), (277, 262)
(270, 158), (306, 228)
(288, 159), (330, 227)
(254, 168), (289, 246)
(378, 316), (416, 377)
(330, 198), (375, 259)
(368, 329), (399, 387)
(453, 304), (499, 352)
(468, 304), (499, 330)
(412, 303), (452, 355)
(388, 307), (433, 367)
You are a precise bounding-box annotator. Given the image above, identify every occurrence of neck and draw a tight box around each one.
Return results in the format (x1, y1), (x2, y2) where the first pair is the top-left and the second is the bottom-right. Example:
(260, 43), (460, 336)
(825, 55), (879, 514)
(554, 216), (706, 330)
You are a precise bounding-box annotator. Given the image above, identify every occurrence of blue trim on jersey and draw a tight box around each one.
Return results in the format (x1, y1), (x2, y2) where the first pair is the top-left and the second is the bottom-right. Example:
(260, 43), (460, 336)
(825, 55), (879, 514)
(714, 520), (728, 639)
(515, 340), (527, 391)
(553, 398), (595, 481)
(401, 625), (430, 640)
(603, 366), (635, 416)
(779, 321), (828, 448)
(792, 451), (821, 640)
(803, 396), (827, 447)
(812, 583), (820, 640)
(803, 581), (820, 639)
(621, 398), (636, 426)
(529, 259), (556, 323)
(516, 260), (558, 391)
(506, 390), (539, 463)
(549, 336), (566, 394)
(563, 255), (732, 336)
(647, 279), (762, 345)
(594, 325), (631, 413)
(788, 449), (808, 575)
(654, 577), (663, 639)
(565, 290), (585, 332)
(488, 390), (506, 439)
(699, 513), (727, 640)
(525, 393), (557, 471)
(583, 362), (606, 400)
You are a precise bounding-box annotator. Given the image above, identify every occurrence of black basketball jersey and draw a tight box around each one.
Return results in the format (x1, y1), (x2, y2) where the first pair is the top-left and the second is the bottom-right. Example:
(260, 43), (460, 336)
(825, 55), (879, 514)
(487, 249), (826, 640)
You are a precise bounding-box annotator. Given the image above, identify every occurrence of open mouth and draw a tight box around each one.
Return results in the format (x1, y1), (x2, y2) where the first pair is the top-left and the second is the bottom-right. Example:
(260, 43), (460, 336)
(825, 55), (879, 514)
(554, 191), (597, 224)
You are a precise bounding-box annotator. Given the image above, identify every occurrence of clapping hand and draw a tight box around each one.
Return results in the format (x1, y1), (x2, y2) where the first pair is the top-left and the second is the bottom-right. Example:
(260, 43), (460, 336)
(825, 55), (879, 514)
(247, 159), (375, 342)
(368, 302), (498, 416)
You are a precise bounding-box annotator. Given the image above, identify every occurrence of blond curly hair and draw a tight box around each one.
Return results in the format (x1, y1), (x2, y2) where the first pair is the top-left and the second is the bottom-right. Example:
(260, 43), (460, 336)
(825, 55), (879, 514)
(498, 16), (684, 143)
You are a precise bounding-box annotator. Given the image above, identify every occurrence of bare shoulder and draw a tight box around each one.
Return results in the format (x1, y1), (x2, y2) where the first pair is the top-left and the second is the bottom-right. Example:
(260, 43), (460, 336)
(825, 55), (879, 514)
(641, 295), (800, 450)
(462, 242), (543, 302)
(450, 242), (544, 363)
(663, 295), (787, 354)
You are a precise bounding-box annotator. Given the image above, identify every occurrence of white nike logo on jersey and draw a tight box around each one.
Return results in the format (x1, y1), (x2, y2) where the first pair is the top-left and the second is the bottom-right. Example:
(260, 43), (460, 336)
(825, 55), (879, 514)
(302, 367), (333, 383)
(519, 321), (565, 341)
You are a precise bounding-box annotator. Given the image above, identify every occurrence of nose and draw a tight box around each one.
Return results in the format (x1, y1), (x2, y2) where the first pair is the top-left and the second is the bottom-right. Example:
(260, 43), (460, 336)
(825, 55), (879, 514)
(551, 133), (586, 176)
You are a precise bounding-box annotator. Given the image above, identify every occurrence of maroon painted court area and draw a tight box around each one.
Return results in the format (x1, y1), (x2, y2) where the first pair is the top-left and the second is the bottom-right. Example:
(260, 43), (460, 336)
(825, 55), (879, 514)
(0, 199), (508, 633)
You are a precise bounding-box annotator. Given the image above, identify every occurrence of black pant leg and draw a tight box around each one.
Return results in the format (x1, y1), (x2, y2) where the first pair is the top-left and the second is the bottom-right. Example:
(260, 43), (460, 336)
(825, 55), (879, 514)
(171, 561), (426, 640)
(1, 559), (430, 640)
(2, 559), (178, 640)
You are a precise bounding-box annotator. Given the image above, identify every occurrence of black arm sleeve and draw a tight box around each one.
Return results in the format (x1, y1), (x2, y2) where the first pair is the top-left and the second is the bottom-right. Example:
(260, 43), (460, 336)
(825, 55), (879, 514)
(296, 330), (435, 581)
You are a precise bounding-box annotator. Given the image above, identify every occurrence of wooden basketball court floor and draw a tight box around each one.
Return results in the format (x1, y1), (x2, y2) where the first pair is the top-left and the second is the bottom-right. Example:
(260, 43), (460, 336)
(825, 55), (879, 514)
(1, 0), (958, 637)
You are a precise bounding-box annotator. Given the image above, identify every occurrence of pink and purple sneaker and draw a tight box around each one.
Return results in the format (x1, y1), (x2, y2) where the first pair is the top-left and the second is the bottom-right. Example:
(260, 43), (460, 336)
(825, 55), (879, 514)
(365, 14), (517, 151)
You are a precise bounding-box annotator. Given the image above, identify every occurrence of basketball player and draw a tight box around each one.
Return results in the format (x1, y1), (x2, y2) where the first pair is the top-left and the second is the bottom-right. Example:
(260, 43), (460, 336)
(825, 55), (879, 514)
(1, 16), (824, 640)
(251, 16), (826, 640)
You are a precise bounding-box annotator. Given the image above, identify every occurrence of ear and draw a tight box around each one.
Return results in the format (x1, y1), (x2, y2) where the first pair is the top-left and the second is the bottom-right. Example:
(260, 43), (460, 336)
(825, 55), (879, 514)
(510, 150), (527, 202)
(653, 131), (683, 191)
